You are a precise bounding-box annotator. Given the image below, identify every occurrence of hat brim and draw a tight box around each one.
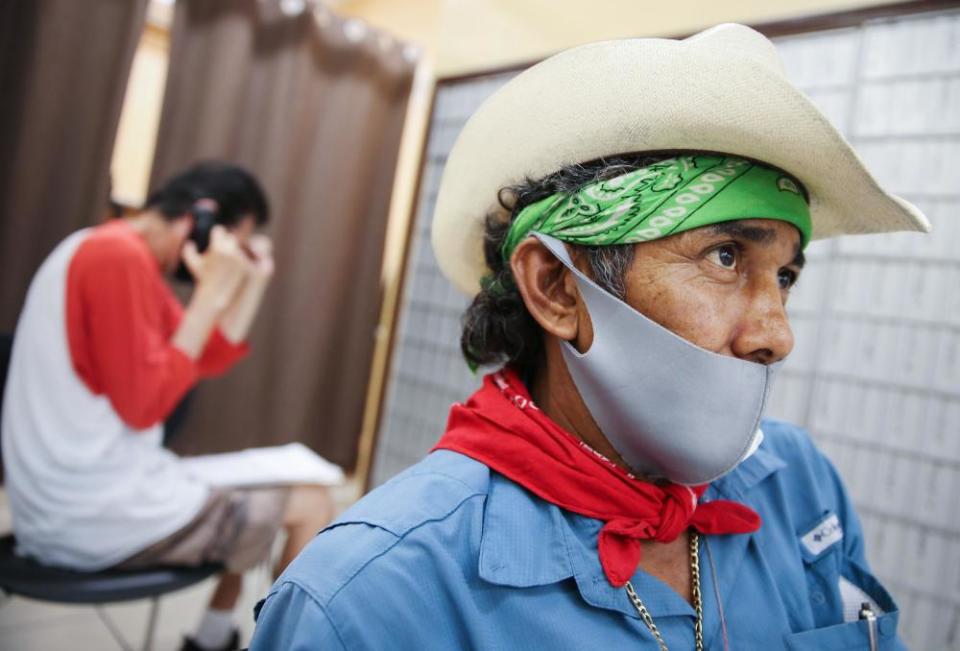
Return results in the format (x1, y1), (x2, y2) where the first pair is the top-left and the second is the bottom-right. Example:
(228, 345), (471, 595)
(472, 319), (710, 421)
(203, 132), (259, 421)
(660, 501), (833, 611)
(431, 24), (931, 296)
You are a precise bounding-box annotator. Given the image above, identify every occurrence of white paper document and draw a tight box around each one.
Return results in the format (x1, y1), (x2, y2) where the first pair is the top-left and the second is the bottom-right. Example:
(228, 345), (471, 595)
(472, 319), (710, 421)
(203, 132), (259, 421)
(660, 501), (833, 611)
(181, 443), (345, 488)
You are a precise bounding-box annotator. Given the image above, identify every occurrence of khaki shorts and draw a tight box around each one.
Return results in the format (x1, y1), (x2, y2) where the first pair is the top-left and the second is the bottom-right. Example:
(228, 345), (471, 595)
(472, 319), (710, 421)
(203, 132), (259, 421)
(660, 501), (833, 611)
(116, 487), (290, 573)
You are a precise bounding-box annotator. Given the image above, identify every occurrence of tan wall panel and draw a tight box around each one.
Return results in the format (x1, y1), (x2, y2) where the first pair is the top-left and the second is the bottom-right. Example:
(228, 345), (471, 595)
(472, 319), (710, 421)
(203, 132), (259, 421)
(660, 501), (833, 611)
(110, 23), (169, 206)
(336, 0), (904, 76)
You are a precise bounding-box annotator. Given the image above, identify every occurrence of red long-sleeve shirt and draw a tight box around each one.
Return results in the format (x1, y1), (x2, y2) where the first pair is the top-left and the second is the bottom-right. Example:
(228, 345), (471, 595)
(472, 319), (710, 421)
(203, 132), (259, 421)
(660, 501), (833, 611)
(65, 220), (248, 430)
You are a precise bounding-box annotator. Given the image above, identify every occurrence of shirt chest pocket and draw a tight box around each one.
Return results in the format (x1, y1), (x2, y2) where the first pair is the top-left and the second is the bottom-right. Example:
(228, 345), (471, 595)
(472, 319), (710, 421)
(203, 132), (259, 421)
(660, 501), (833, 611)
(787, 512), (903, 650)
(783, 613), (902, 651)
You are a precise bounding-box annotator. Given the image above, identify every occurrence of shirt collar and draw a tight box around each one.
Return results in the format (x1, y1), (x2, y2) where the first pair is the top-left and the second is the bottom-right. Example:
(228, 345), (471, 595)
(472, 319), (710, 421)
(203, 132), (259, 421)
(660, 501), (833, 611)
(477, 471), (692, 619)
(709, 442), (787, 501)
(477, 472), (573, 587)
(477, 439), (787, 619)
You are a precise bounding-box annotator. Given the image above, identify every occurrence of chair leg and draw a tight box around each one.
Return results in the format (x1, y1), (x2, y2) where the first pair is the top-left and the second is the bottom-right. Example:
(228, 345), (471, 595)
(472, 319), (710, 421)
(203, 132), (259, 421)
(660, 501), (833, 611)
(95, 605), (134, 651)
(141, 597), (160, 651)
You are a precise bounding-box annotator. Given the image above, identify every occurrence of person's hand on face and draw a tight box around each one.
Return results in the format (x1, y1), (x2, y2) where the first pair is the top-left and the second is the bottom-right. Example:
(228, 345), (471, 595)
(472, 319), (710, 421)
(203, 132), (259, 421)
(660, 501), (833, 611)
(181, 225), (251, 314)
(245, 234), (275, 283)
(221, 214), (273, 284)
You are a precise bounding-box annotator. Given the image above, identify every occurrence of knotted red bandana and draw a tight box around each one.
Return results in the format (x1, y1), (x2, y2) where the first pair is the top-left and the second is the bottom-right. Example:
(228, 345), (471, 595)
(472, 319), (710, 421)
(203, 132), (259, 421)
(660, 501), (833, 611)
(433, 369), (761, 587)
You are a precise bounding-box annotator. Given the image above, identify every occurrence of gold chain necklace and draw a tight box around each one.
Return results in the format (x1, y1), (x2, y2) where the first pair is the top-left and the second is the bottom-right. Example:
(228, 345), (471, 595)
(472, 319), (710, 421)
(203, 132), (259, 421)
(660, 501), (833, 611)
(624, 532), (703, 651)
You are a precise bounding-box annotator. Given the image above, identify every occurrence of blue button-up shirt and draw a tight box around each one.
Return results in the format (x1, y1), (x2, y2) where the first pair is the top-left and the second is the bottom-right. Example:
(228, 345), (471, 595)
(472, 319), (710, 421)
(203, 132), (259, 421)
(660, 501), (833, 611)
(251, 420), (904, 649)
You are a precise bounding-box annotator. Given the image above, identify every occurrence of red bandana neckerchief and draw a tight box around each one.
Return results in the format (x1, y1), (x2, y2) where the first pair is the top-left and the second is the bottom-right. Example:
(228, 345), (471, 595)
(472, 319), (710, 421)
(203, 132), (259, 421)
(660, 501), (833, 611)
(433, 369), (761, 588)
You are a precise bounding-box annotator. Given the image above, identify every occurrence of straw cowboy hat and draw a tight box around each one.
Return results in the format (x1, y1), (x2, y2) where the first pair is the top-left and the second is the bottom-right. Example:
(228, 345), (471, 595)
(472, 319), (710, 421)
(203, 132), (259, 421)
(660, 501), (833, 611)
(431, 23), (931, 296)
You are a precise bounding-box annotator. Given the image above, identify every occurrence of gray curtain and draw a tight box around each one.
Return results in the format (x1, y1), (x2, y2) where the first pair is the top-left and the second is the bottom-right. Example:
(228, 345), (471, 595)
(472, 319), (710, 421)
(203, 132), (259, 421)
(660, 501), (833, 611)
(152, 0), (415, 469)
(0, 0), (148, 330)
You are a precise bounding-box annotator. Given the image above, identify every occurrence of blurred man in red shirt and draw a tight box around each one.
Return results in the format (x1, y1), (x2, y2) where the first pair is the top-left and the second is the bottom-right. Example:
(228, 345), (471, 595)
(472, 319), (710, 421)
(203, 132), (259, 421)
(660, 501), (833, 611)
(3, 162), (333, 651)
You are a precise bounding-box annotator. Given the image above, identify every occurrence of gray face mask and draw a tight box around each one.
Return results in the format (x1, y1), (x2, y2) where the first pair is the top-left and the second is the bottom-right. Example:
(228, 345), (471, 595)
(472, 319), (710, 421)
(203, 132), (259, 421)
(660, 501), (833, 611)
(535, 233), (781, 486)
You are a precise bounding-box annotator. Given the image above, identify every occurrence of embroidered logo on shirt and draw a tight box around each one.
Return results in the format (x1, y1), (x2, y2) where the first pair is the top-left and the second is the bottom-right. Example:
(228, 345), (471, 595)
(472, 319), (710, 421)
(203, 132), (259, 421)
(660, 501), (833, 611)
(801, 513), (843, 556)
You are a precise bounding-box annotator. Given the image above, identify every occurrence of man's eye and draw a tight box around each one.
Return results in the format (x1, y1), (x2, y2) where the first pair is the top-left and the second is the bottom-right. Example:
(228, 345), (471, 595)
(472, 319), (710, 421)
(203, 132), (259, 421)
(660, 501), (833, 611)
(778, 268), (798, 290)
(707, 245), (738, 270)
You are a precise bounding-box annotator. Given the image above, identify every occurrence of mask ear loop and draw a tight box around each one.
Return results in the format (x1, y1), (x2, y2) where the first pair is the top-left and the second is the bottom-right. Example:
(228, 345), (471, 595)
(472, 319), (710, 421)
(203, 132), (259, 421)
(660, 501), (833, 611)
(532, 232), (575, 267)
(532, 233), (604, 355)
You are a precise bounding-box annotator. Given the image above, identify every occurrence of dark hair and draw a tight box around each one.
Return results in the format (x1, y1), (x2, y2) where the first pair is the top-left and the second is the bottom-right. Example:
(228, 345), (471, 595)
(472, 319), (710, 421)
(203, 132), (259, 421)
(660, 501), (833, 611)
(460, 153), (674, 375)
(145, 161), (270, 227)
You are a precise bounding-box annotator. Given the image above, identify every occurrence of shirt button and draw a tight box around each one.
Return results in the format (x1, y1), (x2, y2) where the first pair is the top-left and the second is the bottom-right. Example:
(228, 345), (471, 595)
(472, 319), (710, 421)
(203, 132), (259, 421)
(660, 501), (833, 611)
(810, 591), (826, 605)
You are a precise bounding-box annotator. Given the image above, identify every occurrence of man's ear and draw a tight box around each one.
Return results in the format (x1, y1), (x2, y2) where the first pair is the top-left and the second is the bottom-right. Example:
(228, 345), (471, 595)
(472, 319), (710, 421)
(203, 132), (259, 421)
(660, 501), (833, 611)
(510, 238), (582, 342)
(171, 214), (194, 239)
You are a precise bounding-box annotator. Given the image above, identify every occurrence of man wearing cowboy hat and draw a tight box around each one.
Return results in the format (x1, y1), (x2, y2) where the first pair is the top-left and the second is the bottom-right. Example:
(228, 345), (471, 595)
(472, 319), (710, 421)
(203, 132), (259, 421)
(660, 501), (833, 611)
(251, 24), (924, 650)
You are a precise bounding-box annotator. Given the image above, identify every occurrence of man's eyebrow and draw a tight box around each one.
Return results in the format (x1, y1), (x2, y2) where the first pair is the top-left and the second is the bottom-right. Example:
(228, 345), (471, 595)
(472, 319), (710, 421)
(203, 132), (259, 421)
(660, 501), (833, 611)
(707, 222), (806, 268)
(792, 247), (806, 269)
(707, 222), (777, 244)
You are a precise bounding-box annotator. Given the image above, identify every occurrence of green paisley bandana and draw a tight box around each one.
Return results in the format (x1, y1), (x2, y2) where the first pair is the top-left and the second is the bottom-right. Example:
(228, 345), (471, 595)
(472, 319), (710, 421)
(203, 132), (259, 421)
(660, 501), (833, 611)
(501, 155), (811, 262)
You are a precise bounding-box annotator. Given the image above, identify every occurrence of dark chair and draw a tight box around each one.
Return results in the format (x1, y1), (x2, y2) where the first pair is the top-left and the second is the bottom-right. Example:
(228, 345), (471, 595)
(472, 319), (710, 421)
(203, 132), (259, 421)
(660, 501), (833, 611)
(0, 534), (221, 650)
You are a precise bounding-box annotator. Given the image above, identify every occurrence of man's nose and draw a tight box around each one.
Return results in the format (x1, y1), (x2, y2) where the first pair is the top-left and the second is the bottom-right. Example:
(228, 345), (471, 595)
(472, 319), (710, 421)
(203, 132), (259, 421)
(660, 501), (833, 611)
(731, 283), (795, 365)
